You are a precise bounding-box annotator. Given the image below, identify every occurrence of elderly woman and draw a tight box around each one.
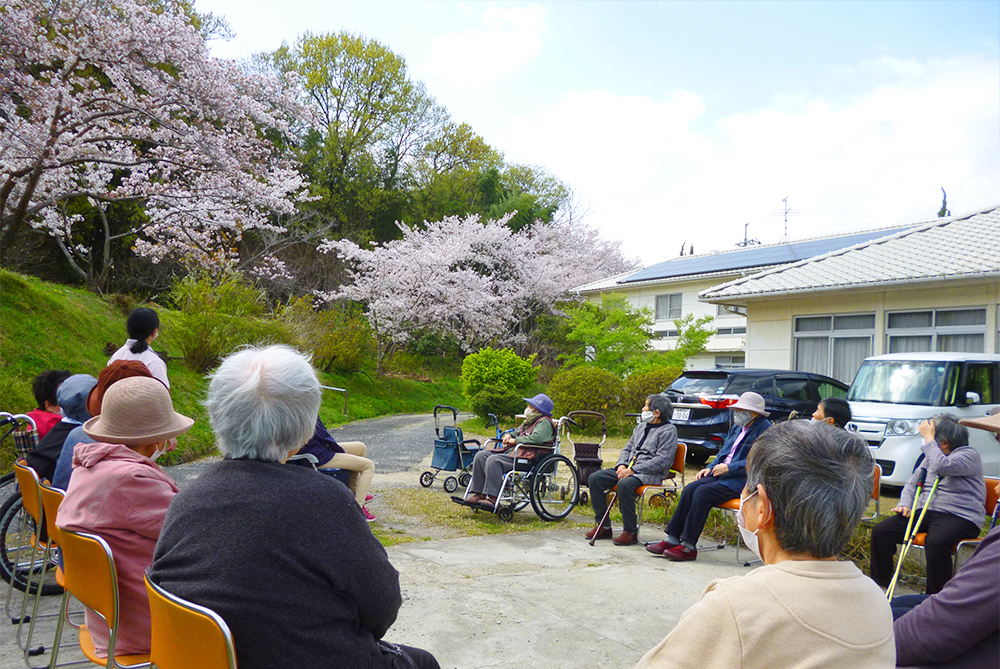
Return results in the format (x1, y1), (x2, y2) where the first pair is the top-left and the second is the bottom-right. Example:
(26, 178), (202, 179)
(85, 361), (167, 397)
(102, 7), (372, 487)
(56, 376), (193, 658)
(587, 394), (677, 546)
(870, 414), (985, 595)
(456, 393), (556, 511)
(149, 345), (439, 669)
(635, 421), (894, 668)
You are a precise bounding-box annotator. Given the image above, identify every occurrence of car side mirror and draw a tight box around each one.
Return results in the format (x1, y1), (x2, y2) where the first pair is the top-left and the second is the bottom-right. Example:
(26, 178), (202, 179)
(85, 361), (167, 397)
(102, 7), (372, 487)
(965, 391), (981, 405)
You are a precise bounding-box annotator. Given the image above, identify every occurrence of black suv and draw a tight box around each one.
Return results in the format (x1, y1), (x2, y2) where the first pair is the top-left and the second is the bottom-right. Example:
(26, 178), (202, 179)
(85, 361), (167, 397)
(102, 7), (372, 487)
(664, 369), (849, 464)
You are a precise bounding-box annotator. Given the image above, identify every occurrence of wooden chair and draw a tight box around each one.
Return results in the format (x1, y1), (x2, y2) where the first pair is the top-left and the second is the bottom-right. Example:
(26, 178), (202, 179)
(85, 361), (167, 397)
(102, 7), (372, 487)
(145, 572), (238, 669)
(634, 443), (688, 540)
(50, 528), (151, 669)
(910, 475), (1000, 570)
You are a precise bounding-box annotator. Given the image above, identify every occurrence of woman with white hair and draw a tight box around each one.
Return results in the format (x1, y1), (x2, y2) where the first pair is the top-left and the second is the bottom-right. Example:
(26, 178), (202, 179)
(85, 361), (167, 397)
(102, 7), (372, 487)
(149, 345), (439, 669)
(635, 421), (894, 668)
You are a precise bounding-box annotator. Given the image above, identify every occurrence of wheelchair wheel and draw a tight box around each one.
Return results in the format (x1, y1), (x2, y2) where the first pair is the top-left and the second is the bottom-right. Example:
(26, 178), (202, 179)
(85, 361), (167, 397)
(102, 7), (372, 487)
(0, 493), (63, 595)
(419, 471), (435, 488)
(459, 472), (472, 487)
(580, 491), (589, 506)
(529, 455), (579, 521)
(443, 476), (458, 493)
(0, 472), (17, 509)
(498, 507), (514, 522)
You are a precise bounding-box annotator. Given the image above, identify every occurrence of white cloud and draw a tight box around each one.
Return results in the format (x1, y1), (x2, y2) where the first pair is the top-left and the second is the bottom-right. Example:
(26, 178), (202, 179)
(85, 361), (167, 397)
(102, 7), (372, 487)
(417, 4), (547, 87)
(497, 56), (1000, 265)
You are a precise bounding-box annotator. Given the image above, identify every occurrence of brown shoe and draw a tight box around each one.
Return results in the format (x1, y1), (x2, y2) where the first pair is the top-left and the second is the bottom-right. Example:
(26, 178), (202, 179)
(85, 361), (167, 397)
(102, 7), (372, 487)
(645, 539), (679, 555)
(663, 544), (698, 561)
(585, 526), (613, 540)
(477, 496), (498, 511)
(464, 493), (486, 505)
(613, 530), (638, 546)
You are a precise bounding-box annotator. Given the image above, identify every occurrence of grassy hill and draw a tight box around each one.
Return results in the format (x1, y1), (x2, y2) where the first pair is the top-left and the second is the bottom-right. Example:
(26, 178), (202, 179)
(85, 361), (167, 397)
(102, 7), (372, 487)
(0, 270), (464, 473)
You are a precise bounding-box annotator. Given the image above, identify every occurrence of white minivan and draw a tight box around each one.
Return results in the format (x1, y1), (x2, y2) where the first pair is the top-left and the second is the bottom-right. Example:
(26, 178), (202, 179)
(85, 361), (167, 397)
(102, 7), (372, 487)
(847, 353), (1000, 487)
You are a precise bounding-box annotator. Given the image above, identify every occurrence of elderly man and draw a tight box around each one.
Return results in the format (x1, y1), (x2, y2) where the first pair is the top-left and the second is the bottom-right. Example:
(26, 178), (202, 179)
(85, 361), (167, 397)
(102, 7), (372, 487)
(456, 393), (556, 511)
(647, 391), (772, 561)
(586, 394), (677, 546)
(635, 421), (894, 668)
(150, 345), (439, 669)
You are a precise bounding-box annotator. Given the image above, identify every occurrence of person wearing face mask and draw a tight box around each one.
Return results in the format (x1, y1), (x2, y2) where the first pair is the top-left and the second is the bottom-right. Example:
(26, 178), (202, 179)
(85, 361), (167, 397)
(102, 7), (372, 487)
(586, 394), (678, 546)
(635, 420), (893, 669)
(811, 397), (852, 429)
(458, 393), (557, 511)
(57, 376), (193, 659)
(108, 306), (170, 389)
(648, 391), (772, 561)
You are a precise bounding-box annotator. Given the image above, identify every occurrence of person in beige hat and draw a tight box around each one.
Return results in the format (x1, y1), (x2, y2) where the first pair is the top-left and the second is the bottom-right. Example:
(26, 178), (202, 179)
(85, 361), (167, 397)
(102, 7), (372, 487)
(649, 391), (772, 561)
(56, 376), (193, 659)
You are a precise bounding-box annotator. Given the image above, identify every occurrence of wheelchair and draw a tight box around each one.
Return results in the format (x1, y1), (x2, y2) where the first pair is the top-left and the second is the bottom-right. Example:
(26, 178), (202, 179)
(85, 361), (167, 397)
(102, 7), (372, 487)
(462, 415), (581, 522)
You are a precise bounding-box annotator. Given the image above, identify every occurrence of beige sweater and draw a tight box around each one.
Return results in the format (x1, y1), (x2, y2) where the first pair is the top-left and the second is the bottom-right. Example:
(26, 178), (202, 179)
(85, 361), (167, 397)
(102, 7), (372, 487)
(635, 560), (894, 669)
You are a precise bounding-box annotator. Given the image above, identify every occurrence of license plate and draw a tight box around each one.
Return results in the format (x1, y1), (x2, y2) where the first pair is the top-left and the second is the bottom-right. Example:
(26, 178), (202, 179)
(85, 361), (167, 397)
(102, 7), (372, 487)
(672, 408), (690, 421)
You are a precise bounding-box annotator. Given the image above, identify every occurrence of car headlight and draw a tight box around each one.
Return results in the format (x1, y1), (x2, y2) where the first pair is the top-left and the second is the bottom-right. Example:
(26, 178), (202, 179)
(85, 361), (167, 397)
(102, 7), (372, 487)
(886, 419), (919, 436)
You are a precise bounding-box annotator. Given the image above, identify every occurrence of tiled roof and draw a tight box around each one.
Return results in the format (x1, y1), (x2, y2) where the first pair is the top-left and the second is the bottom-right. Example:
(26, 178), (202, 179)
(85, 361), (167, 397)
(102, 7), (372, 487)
(700, 205), (1000, 302)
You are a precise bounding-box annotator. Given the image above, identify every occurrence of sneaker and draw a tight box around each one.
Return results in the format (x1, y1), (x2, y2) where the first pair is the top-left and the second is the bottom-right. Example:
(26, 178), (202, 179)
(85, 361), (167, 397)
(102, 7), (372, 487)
(585, 526), (613, 540)
(365, 493), (374, 502)
(613, 530), (638, 546)
(645, 539), (679, 555)
(663, 544), (698, 561)
(362, 506), (376, 522)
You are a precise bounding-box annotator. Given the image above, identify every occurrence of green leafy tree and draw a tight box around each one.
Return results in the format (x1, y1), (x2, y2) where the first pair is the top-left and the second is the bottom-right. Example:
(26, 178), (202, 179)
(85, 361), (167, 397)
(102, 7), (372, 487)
(561, 294), (653, 376)
(632, 313), (715, 373)
(460, 348), (537, 398)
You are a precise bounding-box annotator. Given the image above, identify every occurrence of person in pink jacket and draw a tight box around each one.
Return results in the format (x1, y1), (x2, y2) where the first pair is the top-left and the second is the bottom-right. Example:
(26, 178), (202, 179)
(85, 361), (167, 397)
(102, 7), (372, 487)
(56, 376), (193, 659)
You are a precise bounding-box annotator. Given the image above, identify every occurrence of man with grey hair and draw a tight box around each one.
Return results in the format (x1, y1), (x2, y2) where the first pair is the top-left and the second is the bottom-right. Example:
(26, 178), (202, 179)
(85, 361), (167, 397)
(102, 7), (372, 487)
(586, 394), (678, 546)
(151, 345), (440, 669)
(635, 421), (894, 668)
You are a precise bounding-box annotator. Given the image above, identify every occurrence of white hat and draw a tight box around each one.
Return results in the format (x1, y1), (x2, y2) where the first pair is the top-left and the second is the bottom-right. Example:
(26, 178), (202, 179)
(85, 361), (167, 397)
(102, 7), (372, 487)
(730, 391), (769, 417)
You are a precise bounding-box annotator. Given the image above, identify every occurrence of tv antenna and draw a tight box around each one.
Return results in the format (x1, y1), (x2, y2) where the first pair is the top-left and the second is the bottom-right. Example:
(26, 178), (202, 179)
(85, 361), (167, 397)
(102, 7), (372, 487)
(735, 222), (760, 248)
(772, 197), (800, 243)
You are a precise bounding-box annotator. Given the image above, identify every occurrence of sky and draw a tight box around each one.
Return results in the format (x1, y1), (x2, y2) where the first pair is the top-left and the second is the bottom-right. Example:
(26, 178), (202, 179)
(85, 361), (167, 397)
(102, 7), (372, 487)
(194, 0), (1000, 266)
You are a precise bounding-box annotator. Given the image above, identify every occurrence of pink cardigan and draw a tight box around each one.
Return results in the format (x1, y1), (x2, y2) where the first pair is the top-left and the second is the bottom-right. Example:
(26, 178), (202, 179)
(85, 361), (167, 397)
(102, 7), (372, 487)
(56, 442), (177, 657)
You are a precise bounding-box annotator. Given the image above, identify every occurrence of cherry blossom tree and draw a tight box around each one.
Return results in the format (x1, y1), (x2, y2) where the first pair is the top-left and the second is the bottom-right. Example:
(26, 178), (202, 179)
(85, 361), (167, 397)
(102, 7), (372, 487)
(317, 213), (636, 373)
(0, 0), (313, 289)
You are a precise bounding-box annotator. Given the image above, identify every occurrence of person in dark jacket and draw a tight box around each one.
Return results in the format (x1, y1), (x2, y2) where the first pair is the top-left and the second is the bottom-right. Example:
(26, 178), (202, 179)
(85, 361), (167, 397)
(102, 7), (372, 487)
(150, 345), (439, 669)
(648, 391), (772, 561)
(586, 394), (678, 546)
(26, 374), (96, 481)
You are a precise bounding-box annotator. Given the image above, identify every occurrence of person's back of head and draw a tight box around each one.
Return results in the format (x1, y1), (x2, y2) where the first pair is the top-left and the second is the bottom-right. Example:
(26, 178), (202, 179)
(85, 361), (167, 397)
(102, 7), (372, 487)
(32, 369), (71, 410)
(126, 307), (159, 354)
(818, 397), (852, 429)
(56, 374), (98, 423)
(206, 345), (321, 462)
(746, 420), (874, 558)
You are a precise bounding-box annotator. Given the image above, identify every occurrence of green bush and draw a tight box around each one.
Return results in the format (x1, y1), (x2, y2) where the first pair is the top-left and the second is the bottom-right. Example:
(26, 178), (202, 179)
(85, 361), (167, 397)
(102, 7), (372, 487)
(548, 365), (624, 423)
(470, 386), (525, 420)
(621, 366), (683, 414)
(460, 347), (536, 399)
(281, 298), (374, 374)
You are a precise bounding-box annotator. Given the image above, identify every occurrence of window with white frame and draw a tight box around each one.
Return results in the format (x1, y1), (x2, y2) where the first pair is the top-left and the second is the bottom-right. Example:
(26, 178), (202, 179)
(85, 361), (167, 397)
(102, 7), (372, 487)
(716, 326), (747, 336)
(655, 293), (682, 320)
(793, 313), (875, 383)
(886, 308), (986, 354)
(715, 354), (745, 368)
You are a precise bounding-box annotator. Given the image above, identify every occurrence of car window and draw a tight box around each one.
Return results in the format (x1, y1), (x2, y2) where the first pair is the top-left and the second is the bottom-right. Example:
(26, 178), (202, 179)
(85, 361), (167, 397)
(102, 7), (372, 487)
(814, 381), (847, 400)
(668, 374), (731, 396)
(964, 364), (996, 404)
(775, 378), (812, 402)
(726, 375), (772, 396)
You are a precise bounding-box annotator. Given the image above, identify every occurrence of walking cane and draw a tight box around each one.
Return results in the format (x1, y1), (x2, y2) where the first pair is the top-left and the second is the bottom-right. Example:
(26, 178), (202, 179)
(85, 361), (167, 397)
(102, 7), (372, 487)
(989, 498), (1000, 530)
(887, 473), (941, 600)
(589, 451), (640, 547)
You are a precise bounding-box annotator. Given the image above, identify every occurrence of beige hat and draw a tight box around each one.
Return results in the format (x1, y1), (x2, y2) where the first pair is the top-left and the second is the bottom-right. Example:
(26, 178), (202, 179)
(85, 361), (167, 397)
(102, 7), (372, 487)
(83, 376), (193, 447)
(959, 410), (1000, 435)
(730, 391), (769, 417)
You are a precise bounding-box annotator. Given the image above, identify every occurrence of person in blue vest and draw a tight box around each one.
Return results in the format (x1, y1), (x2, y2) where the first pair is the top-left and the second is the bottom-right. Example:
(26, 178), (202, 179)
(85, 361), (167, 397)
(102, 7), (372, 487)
(647, 391), (772, 561)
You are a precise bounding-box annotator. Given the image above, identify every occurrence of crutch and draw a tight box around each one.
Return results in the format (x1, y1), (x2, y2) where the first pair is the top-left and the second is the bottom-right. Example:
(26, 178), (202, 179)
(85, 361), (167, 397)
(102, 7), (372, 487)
(887, 473), (941, 600)
(989, 497), (1000, 530)
(589, 451), (640, 547)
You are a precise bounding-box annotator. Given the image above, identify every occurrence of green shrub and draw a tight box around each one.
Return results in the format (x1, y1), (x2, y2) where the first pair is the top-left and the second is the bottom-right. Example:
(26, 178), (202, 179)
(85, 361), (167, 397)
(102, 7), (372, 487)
(621, 366), (683, 413)
(281, 298), (374, 373)
(470, 387), (525, 420)
(548, 365), (623, 421)
(460, 347), (536, 399)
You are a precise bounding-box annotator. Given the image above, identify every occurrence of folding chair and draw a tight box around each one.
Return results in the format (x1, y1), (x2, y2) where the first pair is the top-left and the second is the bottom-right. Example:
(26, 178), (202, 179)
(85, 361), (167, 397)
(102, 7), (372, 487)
(9, 459), (53, 659)
(860, 464), (882, 526)
(634, 443), (687, 540)
(145, 572), (238, 669)
(909, 475), (1000, 571)
(695, 495), (760, 567)
(50, 528), (151, 669)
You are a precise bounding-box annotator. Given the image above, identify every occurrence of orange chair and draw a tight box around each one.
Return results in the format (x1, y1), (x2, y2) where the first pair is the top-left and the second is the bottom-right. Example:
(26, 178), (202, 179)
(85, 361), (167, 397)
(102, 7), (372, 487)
(145, 572), (238, 669)
(633, 443), (688, 540)
(910, 475), (1000, 570)
(50, 528), (151, 669)
(861, 464), (883, 525)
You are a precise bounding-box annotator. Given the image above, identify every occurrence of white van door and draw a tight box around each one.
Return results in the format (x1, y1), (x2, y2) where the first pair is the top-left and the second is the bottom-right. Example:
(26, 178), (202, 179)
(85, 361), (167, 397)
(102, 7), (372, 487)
(954, 362), (1000, 479)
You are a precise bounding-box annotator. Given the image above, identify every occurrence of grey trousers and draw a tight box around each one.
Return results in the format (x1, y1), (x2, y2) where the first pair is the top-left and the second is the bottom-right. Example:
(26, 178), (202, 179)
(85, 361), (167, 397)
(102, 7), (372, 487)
(469, 449), (516, 497)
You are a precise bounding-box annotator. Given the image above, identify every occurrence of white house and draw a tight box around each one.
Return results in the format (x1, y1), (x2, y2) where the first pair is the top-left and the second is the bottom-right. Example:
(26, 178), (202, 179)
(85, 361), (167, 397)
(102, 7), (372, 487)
(574, 225), (913, 369)
(699, 205), (1000, 384)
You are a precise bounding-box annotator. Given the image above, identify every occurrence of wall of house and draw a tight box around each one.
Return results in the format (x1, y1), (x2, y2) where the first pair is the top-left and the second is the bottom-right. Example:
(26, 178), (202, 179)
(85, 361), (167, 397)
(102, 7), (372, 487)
(742, 280), (1000, 381)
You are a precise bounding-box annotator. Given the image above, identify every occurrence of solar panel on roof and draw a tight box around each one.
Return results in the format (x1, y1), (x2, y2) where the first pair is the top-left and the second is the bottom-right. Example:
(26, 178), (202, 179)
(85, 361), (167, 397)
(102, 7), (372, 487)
(617, 226), (913, 284)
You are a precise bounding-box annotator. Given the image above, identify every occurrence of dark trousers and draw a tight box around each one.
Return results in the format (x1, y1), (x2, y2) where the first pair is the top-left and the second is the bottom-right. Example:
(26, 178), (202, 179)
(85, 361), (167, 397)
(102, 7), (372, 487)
(397, 645), (440, 669)
(890, 594), (929, 621)
(870, 510), (980, 595)
(589, 468), (642, 532)
(665, 476), (740, 547)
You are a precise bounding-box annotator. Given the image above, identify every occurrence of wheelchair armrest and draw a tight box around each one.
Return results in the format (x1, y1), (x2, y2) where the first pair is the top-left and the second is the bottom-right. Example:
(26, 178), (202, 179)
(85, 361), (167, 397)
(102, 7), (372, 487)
(287, 453), (320, 470)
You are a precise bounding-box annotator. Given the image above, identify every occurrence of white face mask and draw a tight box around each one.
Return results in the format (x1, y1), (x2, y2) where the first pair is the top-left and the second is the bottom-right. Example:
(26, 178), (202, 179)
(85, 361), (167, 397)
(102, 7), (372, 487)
(151, 442), (166, 462)
(640, 410), (655, 423)
(736, 489), (764, 562)
(733, 410), (754, 427)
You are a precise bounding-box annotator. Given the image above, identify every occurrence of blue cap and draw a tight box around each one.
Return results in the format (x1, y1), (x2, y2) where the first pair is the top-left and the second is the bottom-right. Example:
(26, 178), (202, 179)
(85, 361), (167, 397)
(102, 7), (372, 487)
(57, 374), (98, 423)
(523, 393), (554, 417)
